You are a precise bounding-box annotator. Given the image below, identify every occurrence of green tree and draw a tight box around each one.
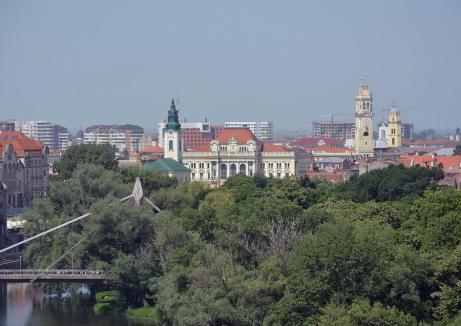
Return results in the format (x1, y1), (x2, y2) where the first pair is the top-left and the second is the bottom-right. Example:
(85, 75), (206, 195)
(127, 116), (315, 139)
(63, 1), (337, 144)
(319, 300), (417, 326)
(53, 144), (118, 179)
(338, 165), (444, 202)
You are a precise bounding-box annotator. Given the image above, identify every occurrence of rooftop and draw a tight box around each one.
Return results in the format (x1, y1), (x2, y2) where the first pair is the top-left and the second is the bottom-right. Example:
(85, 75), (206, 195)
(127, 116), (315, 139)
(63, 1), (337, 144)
(216, 128), (259, 144)
(143, 158), (190, 172)
(0, 131), (45, 157)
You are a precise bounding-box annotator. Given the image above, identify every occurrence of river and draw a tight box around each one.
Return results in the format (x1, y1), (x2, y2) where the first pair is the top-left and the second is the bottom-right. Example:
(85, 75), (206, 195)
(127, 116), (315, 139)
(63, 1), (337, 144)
(0, 283), (142, 326)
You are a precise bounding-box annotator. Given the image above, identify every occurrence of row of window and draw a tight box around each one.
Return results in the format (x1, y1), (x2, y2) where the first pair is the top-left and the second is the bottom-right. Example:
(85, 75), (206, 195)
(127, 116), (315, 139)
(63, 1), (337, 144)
(261, 162), (290, 169)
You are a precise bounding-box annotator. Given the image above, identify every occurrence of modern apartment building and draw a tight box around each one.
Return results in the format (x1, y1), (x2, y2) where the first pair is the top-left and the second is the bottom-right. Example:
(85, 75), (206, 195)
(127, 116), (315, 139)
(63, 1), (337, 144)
(311, 121), (355, 140)
(84, 124), (144, 155)
(0, 120), (15, 132)
(224, 121), (273, 140)
(15, 120), (70, 151)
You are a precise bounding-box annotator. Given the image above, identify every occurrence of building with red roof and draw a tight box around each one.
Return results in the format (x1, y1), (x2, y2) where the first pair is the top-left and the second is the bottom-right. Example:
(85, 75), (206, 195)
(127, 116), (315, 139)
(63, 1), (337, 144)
(0, 131), (49, 212)
(140, 145), (164, 162)
(182, 127), (311, 185)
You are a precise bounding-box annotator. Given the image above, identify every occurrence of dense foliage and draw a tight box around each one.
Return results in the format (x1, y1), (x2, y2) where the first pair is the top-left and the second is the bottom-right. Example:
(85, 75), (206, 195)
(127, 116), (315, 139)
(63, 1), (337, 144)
(22, 145), (461, 325)
(53, 144), (118, 179)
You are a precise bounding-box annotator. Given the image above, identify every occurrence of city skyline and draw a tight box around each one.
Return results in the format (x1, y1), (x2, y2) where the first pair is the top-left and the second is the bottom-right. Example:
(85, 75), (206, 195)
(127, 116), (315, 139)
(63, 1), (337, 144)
(1, 0), (460, 132)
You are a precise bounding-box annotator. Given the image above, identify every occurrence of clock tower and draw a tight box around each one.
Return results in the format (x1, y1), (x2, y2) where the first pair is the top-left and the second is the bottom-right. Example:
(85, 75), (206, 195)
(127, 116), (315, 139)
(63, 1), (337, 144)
(354, 83), (374, 154)
(163, 99), (183, 162)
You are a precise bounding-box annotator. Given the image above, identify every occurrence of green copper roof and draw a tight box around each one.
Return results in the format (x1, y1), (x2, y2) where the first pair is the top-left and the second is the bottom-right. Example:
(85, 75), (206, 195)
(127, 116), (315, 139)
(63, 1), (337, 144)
(164, 99), (181, 131)
(143, 158), (190, 172)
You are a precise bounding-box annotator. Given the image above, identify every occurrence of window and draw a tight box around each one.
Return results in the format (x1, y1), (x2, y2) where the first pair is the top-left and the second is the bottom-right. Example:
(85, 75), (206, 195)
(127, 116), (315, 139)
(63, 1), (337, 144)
(169, 140), (174, 151)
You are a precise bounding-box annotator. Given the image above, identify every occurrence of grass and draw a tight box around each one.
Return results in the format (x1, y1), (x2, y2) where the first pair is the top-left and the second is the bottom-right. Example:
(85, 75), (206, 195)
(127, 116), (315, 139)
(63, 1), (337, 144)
(94, 290), (123, 315)
(93, 302), (117, 315)
(125, 307), (159, 324)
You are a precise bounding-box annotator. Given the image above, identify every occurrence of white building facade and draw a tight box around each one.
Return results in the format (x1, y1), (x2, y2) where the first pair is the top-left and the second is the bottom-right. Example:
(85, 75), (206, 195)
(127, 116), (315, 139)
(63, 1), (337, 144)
(15, 120), (70, 151)
(84, 124), (144, 155)
(182, 128), (310, 186)
(224, 121), (273, 140)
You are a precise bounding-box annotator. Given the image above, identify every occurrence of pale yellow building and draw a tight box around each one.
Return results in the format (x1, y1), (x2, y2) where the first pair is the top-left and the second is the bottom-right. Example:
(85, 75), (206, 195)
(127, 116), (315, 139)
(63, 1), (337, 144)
(182, 128), (311, 186)
(387, 108), (402, 148)
(354, 84), (374, 154)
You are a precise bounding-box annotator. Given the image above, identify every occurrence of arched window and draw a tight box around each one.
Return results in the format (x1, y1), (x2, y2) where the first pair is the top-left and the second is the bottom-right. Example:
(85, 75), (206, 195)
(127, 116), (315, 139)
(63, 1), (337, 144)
(239, 164), (246, 175)
(169, 140), (174, 151)
(221, 164), (227, 179)
(363, 131), (369, 137)
(230, 164), (237, 176)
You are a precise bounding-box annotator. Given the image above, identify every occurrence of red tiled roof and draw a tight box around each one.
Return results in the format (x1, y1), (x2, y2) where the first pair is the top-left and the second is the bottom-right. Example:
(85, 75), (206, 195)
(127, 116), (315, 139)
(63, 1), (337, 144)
(0, 131), (45, 158)
(141, 146), (164, 154)
(261, 144), (290, 153)
(396, 154), (461, 172)
(188, 145), (210, 153)
(216, 128), (258, 144)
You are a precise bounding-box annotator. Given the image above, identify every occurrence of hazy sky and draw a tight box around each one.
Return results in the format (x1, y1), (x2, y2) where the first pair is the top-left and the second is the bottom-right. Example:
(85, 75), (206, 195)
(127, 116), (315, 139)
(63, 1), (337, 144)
(1, 0), (460, 134)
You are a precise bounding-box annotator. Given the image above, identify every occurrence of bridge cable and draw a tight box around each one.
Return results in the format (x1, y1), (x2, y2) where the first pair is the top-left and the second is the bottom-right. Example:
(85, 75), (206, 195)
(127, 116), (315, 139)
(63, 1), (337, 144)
(30, 237), (85, 283)
(0, 194), (134, 254)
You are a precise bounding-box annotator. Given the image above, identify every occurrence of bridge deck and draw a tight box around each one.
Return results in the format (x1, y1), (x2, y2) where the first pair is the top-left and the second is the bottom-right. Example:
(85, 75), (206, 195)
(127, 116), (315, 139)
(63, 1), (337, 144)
(0, 269), (106, 282)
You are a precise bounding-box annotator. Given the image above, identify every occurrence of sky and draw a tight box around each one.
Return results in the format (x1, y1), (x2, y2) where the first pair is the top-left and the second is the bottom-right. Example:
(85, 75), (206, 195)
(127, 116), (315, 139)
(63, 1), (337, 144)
(0, 0), (460, 134)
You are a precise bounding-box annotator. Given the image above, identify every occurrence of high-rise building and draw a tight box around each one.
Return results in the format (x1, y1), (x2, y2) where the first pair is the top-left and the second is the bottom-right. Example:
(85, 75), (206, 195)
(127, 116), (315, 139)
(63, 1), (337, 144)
(224, 121), (273, 140)
(354, 84), (374, 153)
(84, 124), (144, 155)
(0, 120), (15, 132)
(15, 120), (70, 151)
(311, 121), (355, 140)
(401, 123), (414, 140)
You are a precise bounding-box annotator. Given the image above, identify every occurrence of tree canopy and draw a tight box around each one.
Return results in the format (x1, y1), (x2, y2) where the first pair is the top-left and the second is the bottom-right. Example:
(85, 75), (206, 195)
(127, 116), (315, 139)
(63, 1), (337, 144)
(21, 159), (461, 325)
(53, 144), (118, 179)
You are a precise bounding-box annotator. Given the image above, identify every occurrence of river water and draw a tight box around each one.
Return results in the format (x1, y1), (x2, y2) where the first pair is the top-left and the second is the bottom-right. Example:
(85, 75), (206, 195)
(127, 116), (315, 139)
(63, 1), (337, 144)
(0, 283), (141, 326)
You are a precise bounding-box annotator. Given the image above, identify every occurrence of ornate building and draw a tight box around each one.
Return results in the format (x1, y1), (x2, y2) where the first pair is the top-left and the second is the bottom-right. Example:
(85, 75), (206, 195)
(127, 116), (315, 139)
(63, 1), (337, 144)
(182, 128), (311, 186)
(0, 131), (49, 213)
(354, 83), (374, 154)
(145, 100), (311, 185)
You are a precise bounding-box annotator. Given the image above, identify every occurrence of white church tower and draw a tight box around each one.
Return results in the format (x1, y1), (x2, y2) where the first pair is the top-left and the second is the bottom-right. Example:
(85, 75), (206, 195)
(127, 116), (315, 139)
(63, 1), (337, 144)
(163, 99), (183, 162)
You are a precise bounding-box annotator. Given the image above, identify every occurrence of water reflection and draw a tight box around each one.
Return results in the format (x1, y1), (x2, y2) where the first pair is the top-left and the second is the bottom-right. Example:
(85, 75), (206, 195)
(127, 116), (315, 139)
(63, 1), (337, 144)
(0, 283), (135, 326)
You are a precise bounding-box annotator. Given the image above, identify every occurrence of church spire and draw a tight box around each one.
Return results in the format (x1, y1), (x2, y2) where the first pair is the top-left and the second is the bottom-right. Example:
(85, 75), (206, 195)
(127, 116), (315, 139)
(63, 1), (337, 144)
(165, 99), (181, 131)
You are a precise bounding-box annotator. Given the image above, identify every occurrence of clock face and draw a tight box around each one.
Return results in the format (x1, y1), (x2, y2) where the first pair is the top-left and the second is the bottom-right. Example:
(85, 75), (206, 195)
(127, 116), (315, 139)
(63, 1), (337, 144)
(168, 129), (173, 134)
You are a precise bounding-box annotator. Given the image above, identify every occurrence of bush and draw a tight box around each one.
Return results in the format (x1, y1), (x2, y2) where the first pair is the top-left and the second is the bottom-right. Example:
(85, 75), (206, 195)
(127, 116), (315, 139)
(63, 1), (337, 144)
(95, 290), (121, 303)
(126, 307), (160, 324)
